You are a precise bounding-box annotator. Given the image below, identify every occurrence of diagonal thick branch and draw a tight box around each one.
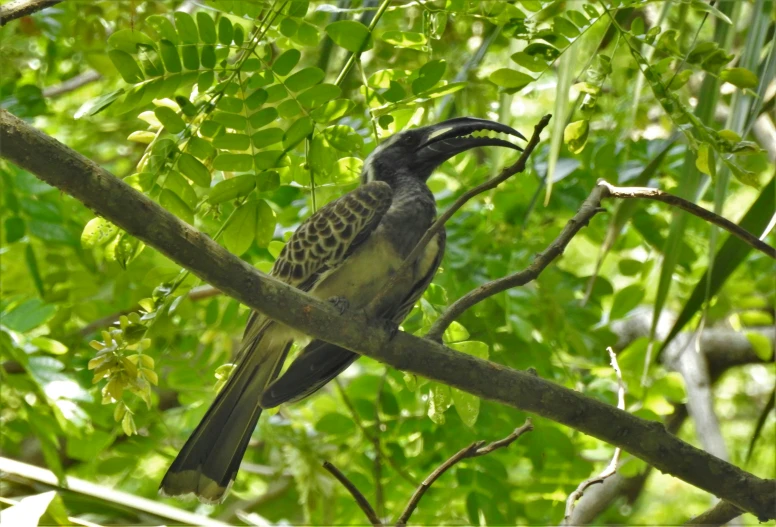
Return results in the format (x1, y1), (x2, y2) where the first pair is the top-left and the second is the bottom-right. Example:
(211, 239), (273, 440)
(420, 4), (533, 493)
(1, 109), (774, 520)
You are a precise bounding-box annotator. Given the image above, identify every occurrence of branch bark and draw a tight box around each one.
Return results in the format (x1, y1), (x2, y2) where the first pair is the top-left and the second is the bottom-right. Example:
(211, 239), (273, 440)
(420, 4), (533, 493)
(1, 109), (775, 520)
(0, 0), (62, 26)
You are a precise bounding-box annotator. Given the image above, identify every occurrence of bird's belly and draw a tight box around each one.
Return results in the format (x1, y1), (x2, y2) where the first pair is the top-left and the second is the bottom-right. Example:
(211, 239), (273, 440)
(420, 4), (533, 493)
(309, 233), (440, 310)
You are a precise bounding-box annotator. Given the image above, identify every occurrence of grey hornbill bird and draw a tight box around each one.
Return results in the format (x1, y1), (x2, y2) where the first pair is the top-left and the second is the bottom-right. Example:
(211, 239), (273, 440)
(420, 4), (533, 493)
(160, 117), (525, 503)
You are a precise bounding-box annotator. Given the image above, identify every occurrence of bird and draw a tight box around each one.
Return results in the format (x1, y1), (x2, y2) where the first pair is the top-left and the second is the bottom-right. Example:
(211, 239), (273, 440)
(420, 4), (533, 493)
(159, 117), (526, 503)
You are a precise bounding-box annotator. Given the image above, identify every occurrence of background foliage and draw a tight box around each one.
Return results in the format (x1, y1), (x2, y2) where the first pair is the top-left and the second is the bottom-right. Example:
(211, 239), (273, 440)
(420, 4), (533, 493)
(1, 0), (774, 525)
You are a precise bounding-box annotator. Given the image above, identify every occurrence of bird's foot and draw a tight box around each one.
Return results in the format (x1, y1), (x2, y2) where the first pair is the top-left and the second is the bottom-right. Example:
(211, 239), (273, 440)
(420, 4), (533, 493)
(327, 296), (350, 315)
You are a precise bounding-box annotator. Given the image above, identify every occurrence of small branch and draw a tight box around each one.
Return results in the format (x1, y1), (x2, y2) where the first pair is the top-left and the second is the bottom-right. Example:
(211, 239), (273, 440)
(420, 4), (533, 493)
(0, 0), (62, 26)
(426, 180), (606, 341)
(373, 114), (551, 319)
(396, 419), (533, 526)
(43, 70), (102, 98)
(427, 178), (776, 341)
(685, 501), (744, 525)
(598, 180), (776, 259)
(323, 461), (382, 527)
(563, 348), (624, 523)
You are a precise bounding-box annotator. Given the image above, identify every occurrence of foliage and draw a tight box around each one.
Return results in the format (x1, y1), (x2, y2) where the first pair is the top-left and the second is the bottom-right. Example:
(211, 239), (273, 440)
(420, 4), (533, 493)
(1, 0), (774, 525)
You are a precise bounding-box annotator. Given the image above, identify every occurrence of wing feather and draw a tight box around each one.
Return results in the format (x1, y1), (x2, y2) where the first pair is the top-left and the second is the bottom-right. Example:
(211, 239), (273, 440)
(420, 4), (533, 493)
(270, 181), (393, 290)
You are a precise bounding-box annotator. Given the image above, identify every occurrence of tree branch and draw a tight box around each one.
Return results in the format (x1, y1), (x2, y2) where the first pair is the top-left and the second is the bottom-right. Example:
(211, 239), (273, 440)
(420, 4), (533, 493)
(563, 348), (624, 524)
(426, 179), (776, 340)
(323, 461), (382, 527)
(2, 109), (775, 520)
(598, 180), (776, 259)
(43, 70), (102, 98)
(0, 0), (62, 26)
(396, 419), (533, 526)
(685, 501), (744, 525)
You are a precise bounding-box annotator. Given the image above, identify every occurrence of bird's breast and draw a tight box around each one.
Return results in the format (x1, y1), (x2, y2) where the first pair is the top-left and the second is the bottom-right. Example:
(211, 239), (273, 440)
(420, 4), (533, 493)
(308, 229), (441, 310)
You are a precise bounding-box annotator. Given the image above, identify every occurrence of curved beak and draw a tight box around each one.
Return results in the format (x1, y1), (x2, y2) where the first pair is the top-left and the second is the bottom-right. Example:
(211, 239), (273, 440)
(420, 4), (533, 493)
(416, 117), (526, 166)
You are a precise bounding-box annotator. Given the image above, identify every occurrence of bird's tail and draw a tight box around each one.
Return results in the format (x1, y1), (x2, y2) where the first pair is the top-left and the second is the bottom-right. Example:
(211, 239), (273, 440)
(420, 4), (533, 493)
(159, 325), (291, 503)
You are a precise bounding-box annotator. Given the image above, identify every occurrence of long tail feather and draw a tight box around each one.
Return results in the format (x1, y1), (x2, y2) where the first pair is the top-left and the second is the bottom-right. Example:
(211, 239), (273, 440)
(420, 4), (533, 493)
(160, 326), (291, 503)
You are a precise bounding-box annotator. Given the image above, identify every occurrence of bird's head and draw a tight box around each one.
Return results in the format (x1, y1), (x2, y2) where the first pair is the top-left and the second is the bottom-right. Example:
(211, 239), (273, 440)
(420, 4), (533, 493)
(362, 117), (526, 184)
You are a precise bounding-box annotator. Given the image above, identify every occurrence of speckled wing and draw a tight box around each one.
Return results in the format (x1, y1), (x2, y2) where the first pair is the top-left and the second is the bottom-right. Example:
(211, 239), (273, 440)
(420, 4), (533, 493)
(270, 181), (393, 290)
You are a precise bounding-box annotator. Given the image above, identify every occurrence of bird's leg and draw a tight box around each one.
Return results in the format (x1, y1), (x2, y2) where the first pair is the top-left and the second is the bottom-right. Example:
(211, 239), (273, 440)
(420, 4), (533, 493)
(327, 295), (350, 315)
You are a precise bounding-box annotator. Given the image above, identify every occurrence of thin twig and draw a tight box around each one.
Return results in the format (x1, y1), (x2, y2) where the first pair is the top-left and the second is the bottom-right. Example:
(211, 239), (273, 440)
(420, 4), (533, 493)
(370, 114), (552, 319)
(563, 348), (625, 523)
(685, 500), (744, 525)
(323, 461), (382, 527)
(0, 0), (62, 26)
(598, 180), (776, 259)
(396, 419), (533, 526)
(426, 178), (776, 341)
(43, 70), (102, 98)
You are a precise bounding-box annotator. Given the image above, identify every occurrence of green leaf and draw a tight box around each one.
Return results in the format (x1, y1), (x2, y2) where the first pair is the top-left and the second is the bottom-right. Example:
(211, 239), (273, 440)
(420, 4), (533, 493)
(720, 67), (758, 89)
(563, 119), (589, 154)
(254, 199), (276, 247)
(218, 16), (234, 45)
(213, 153), (253, 172)
(213, 133), (250, 151)
(252, 127), (283, 148)
(611, 284), (645, 319)
(322, 125), (362, 152)
(5, 216), (25, 243)
(690, 0), (732, 24)
(283, 117), (313, 150)
(272, 49), (301, 76)
(325, 20), (372, 53)
(187, 136), (216, 160)
(298, 83), (341, 109)
(411, 60), (446, 95)
(201, 45), (216, 69)
(451, 388), (480, 427)
(224, 200), (257, 255)
(212, 111), (247, 130)
(245, 88), (268, 110)
(2, 298), (56, 332)
(147, 15), (179, 43)
(217, 96), (243, 113)
(695, 143), (712, 176)
(154, 106), (186, 134)
(165, 171), (197, 207)
(207, 174), (256, 204)
(108, 29), (157, 54)
(197, 12), (217, 43)
(311, 99), (355, 123)
(181, 45), (199, 70)
(233, 24), (244, 47)
(174, 12), (199, 44)
(30, 336), (68, 355)
(510, 51), (547, 72)
(109, 50), (144, 83)
(315, 413), (355, 436)
(450, 341), (489, 359)
(25, 244), (45, 298)
(249, 107), (278, 129)
(381, 30), (427, 49)
(428, 383), (451, 424)
(160, 189), (194, 224)
(159, 40), (182, 73)
(285, 67), (325, 92)
(489, 68), (533, 90)
(81, 217), (119, 248)
(746, 332), (773, 361)
(178, 153), (212, 187)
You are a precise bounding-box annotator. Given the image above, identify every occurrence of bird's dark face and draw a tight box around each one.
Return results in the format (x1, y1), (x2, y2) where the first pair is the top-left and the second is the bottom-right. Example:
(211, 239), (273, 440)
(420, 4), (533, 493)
(362, 117), (526, 184)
